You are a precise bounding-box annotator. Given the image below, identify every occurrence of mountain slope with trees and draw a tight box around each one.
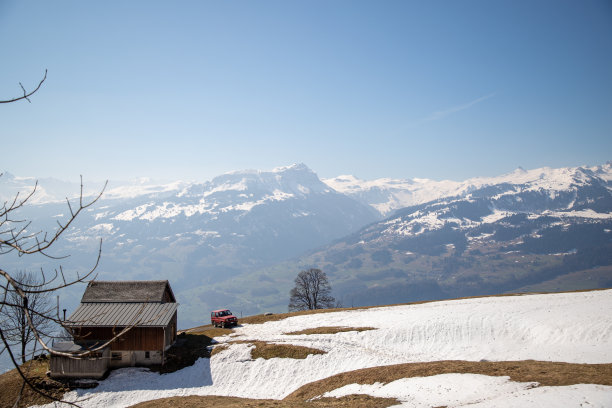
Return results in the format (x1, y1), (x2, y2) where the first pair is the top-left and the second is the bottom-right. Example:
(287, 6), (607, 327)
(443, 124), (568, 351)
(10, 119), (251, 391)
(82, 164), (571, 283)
(1, 162), (611, 325)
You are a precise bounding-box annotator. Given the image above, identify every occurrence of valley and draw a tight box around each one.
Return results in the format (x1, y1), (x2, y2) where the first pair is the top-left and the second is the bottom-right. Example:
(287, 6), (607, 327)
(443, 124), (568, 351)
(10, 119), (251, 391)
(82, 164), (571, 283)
(1, 162), (611, 327)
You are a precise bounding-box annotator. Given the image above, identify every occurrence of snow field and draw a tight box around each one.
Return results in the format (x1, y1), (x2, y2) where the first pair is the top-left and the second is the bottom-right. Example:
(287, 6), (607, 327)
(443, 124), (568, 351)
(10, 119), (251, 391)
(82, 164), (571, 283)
(36, 290), (612, 407)
(320, 374), (612, 408)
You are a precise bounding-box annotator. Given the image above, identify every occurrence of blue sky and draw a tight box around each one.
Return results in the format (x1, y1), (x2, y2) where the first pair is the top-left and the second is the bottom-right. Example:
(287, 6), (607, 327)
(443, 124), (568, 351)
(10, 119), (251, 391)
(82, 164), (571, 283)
(1, 0), (611, 183)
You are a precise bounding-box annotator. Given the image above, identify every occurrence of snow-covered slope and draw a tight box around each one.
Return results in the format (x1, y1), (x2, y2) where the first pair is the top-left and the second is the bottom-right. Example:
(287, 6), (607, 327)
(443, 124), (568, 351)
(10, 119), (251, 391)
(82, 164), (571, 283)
(111, 163), (341, 221)
(39, 290), (612, 408)
(359, 165), (612, 253)
(324, 162), (612, 216)
(316, 161), (612, 262)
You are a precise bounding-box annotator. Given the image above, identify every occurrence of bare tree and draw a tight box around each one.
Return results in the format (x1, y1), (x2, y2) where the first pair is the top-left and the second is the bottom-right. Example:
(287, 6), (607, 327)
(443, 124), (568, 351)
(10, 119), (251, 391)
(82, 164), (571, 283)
(0, 175), (111, 403)
(0, 271), (54, 364)
(288, 268), (336, 311)
(0, 71), (142, 406)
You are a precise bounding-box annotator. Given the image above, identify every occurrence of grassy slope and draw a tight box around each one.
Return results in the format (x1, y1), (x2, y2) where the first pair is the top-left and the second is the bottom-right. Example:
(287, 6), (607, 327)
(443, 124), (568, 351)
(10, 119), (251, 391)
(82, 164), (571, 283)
(0, 358), (69, 408)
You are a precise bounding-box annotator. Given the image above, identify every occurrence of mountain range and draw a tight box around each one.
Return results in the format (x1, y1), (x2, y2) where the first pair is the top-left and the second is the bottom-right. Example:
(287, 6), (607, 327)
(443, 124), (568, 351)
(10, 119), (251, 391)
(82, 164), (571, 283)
(1, 162), (611, 327)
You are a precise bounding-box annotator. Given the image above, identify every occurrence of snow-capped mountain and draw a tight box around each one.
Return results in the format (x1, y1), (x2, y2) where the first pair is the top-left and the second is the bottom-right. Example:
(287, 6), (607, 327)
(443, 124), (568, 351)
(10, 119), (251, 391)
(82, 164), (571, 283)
(111, 163), (347, 222)
(282, 163), (612, 310)
(375, 164), (612, 242)
(0, 171), (188, 204)
(1, 164), (379, 326)
(324, 162), (612, 216)
(2, 162), (611, 326)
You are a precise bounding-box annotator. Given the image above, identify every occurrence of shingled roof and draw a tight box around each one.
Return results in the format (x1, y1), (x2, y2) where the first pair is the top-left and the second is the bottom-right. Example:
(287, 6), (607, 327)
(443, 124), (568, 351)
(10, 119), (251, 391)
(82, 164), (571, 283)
(80, 280), (176, 303)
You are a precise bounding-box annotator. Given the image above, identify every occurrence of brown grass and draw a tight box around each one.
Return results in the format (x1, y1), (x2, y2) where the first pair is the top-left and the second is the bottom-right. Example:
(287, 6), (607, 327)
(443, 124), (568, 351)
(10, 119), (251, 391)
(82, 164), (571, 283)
(0, 358), (69, 408)
(285, 326), (377, 335)
(249, 341), (326, 360)
(182, 324), (234, 337)
(286, 360), (612, 401)
(211, 340), (326, 360)
(210, 344), (229, 356)
(130, 394), (399, 408)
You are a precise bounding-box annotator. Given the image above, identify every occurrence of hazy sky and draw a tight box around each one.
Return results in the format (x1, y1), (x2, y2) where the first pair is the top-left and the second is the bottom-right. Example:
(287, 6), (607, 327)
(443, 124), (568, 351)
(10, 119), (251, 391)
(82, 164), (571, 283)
(1, 1), (611, 183)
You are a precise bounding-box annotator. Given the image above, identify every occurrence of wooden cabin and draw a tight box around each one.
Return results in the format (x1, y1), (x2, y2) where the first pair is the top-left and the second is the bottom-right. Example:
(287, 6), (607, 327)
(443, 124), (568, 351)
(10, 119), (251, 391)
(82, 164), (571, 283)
(49, 280), (178, 379)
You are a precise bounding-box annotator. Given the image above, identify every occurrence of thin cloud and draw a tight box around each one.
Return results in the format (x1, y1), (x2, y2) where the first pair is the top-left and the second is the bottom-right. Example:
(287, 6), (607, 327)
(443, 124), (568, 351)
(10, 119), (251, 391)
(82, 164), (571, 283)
(424, 93), (496, 122)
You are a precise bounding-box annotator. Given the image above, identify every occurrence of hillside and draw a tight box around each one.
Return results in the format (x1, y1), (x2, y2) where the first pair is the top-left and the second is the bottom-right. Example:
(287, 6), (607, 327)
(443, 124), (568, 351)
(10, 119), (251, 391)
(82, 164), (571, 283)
(0, 164), (379, 327)
(209, 163), (612, 314)
(20, 290), (612, 408)
(1, 162), (611, 327)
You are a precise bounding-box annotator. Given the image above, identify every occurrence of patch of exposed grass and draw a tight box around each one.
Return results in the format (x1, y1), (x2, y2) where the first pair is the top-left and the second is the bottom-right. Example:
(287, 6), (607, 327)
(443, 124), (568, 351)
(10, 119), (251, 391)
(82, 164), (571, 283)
(285, 360), (612, 401)
(0, 357), (70, 408)
(249, 341), (326, 360)
(183, 324), (234, 337)
(285, 326), (377, 335)
(210, 344), (229, 357)
(211, 340), (325, 360)
(129, 394), (399, 408)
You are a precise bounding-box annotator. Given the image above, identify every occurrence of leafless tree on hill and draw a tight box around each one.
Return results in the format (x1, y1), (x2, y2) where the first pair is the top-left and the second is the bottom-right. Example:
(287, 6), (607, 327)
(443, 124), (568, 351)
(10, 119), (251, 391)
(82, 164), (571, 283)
(0, 71), (142, 407)
(288, 268), (336, 311)
(0, 173), (111, 405)
(0, 270), (55, 364)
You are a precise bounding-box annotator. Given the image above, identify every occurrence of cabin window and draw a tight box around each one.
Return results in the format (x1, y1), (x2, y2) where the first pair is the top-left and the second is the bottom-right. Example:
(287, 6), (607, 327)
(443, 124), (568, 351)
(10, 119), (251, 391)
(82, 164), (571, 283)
(111, 352), (122, 361)
(145, 351), (150, 359)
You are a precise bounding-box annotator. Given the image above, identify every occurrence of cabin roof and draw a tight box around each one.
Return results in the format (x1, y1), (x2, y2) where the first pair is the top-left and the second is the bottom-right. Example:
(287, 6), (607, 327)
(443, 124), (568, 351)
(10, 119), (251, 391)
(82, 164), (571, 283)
(81, 280), (176, 303)
(66, 302), (179, 327)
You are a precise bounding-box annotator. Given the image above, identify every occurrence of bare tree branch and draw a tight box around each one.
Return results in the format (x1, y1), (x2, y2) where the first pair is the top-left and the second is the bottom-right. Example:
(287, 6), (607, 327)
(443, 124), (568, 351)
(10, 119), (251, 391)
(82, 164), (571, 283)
(0, 75), (121, 407)
(0, 70), (47, 104)
(0, 174), (108, 406)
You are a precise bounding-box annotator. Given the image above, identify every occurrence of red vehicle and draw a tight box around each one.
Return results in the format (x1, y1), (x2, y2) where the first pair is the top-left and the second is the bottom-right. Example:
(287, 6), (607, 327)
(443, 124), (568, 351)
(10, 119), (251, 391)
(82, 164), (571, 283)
(211, 309), (238, 328)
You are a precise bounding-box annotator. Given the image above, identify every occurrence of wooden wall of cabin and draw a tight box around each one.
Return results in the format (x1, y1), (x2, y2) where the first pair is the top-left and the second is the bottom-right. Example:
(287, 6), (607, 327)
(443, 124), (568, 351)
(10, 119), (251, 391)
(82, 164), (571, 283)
(73, 326), (164, 351)
(49, 347), (110, 379)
